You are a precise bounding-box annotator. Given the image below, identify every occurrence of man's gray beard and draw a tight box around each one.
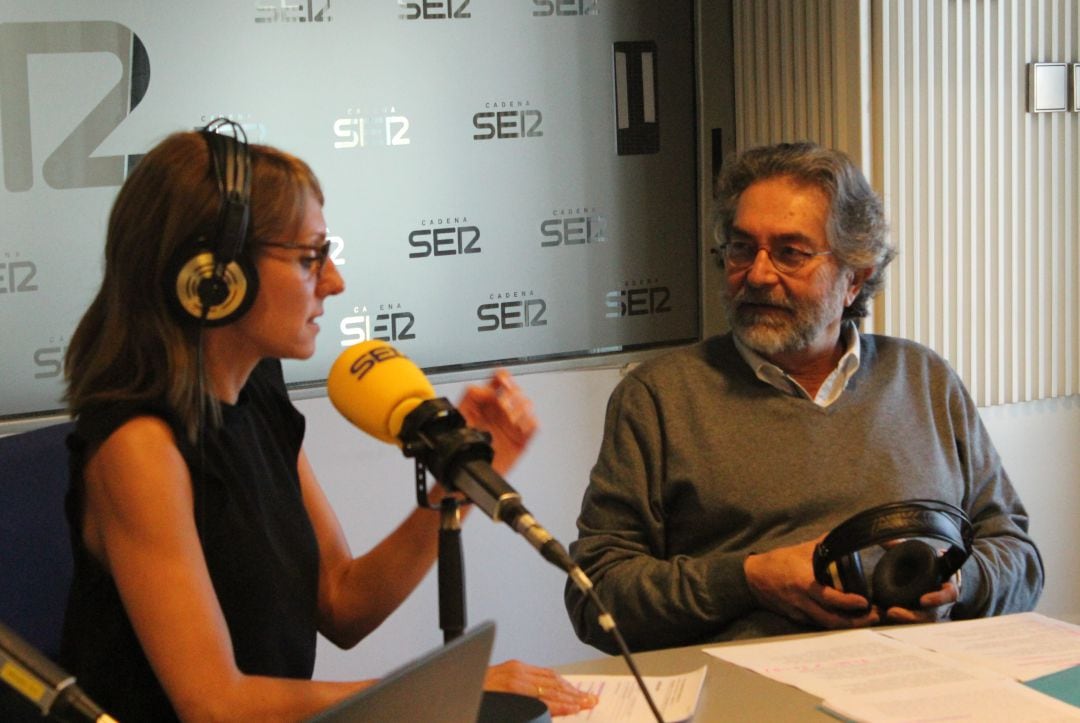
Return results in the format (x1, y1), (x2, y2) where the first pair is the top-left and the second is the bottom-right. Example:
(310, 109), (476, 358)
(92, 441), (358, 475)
(722, 283), (847, 357)
(724, 302), (816, 356)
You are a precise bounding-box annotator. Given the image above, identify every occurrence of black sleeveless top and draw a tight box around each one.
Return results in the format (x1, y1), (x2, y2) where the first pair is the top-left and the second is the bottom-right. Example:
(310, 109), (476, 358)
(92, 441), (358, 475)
(60, 360), (320, 722)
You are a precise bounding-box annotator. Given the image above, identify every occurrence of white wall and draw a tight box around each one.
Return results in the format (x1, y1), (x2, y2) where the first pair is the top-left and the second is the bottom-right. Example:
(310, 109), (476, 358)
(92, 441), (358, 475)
(979, 395), (1080, 616)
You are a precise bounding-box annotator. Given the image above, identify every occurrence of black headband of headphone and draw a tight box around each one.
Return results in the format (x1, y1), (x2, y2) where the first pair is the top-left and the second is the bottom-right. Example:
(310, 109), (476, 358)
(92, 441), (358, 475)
(201, 118), (251, 265)
(812, 499), (974, 609)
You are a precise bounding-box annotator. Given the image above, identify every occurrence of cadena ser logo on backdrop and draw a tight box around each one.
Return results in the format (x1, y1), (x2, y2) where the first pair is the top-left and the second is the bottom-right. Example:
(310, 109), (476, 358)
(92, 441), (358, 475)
(408, 217), (480, 259)
(532, 0), (598, 17)
(0, 253), (38, 295)
(33, 337), (67, 380)
(477, 291), (547, 332)
(0, 21), (149, 192)
(473, 100), (543, 141)
(605, 279), (672, 318)
(333, 108), (412, 149)
(398, 0), (471, 20)
(540, 207), (606, 247)
(255, 0), (333, 23)
(340, 304), (418, 347)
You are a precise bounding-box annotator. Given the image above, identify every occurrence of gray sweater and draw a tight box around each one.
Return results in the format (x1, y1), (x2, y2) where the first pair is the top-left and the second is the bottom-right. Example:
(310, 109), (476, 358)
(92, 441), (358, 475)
(565, 333), (1044, 653)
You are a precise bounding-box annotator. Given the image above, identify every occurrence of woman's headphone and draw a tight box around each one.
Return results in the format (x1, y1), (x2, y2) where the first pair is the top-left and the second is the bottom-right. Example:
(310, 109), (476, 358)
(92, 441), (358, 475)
(812, 499), (973, 609)
(168, 118), (259, 326)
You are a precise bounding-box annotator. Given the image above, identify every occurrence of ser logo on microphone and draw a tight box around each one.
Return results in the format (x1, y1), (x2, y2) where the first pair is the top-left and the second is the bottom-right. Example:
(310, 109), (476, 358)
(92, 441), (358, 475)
(344, 343), (406, 381)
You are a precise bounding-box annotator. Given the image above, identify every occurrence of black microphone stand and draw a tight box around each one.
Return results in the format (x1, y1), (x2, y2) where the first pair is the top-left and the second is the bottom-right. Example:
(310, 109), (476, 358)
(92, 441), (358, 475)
(414, 459), (467, 643)
(437, 496), (467, 642)
(404, 398), (490, 643)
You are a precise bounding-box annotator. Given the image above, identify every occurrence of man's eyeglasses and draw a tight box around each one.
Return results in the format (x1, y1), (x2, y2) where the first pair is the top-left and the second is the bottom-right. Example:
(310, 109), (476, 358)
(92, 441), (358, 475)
(256, 240), (332, 275)
(712, 241), (832, 274)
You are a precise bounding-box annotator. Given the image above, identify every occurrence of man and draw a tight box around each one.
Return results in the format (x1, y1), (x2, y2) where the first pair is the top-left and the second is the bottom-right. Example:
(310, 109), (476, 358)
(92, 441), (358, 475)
(565, 142), (1043, 654)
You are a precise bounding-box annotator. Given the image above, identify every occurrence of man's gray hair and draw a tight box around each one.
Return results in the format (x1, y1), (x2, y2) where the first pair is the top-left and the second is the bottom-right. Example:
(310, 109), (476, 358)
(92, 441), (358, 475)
(712, 141), (896, 319)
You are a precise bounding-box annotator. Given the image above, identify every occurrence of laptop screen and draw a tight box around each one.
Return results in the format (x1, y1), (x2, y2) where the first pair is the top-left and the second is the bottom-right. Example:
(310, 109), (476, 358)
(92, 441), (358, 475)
(307, 621), (495, 723)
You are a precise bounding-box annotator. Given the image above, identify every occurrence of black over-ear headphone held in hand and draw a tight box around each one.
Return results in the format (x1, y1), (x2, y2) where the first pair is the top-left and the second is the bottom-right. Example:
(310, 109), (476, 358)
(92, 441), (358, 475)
(812, 499), (973, 609)
(169, 118), (259, 326)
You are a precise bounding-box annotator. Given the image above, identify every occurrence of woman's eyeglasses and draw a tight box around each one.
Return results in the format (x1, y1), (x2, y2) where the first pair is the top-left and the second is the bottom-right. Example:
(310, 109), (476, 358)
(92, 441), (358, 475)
(256, 240), (332, 275)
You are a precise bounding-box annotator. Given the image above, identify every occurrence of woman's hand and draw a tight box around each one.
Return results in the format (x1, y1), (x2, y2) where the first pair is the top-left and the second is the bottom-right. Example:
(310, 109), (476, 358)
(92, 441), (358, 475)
(456, 369), (538, 474)
(484, 660), (598, 717)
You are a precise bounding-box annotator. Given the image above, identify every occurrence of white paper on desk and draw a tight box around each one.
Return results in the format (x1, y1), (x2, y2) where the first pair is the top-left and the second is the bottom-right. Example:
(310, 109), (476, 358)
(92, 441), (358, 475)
(821, 677), (1080, 722)
(559, 666), (707, 723)
(877, 612), (1080, 682)
(704, 629), (1002, 701)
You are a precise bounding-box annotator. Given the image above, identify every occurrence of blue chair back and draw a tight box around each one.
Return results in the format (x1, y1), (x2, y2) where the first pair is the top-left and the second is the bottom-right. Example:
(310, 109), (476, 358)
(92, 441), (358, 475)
(0, 421), (75, 720)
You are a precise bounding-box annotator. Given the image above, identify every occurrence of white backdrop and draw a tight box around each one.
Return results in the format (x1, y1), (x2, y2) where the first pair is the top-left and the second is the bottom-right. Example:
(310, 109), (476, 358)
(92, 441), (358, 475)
(0, 0), (700, 422)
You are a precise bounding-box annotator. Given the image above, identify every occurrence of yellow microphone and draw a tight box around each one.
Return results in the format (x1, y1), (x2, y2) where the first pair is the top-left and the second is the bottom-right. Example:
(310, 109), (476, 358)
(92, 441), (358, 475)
(328, 340), (523, 521)
(327, 340), (436, 445)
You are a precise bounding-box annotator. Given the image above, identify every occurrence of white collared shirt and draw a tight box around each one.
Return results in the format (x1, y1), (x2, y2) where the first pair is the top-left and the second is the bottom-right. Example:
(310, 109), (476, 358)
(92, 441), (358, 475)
(733, 321), (861, 407)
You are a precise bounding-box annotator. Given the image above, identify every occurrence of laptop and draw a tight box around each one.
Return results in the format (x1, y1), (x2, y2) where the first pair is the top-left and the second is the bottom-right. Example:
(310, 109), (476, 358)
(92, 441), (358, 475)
(307, 621), (495, 723)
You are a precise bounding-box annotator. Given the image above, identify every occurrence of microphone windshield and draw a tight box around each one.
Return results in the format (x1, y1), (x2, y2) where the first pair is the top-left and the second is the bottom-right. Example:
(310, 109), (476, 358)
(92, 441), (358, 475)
(327, 340), (435, 444)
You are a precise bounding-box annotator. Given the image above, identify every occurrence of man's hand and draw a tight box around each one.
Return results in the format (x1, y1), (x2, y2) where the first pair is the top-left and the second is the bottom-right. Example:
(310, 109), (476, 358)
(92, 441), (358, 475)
(880, 579), (959, 624)
(744, 537), (880, 629)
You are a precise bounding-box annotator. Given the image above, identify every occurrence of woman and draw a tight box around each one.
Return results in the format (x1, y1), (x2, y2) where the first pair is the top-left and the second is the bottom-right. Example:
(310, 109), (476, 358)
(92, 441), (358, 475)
(61, 124), (595, 721)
